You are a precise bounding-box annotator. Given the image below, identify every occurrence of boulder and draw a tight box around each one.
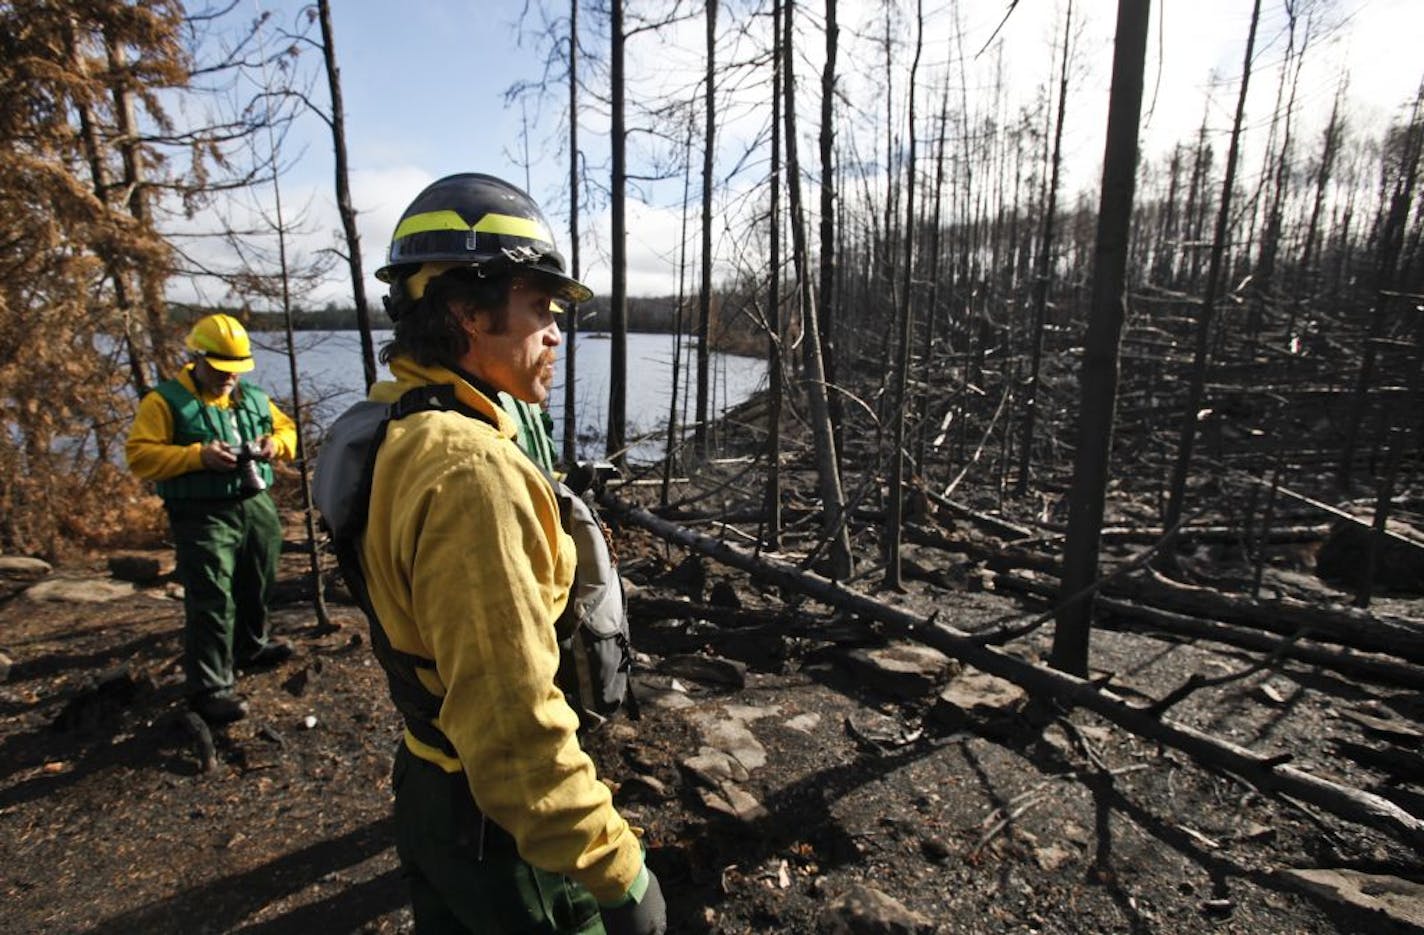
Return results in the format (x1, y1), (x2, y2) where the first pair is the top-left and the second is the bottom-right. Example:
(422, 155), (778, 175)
(0, 556), (52, 579)
(657, 653), (747, 689)
(697, 783), (768, 823)
(107, 551), (175, 584)
(819, 884), (936, 935)
(681, 747), (751, 786)
(840, 642), (959, 700)
(1277, 869), (1424, 929)
(931, 668), (1028, 735)
(1316, 518), (1424, 594)
(693, 711), (767, 771)
(25, 577), (134, 604)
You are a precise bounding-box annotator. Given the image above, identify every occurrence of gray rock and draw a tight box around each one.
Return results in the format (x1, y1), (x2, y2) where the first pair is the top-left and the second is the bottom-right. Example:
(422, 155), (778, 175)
(25, 577), (134, 604)
(1033, 843), (1074, 871)
(841, 643), (958, 700)
(681, 747), (751, 786)
(1277, 868), (1424, 929)
(693, 712), (767, 771)
(107, 552), (175, 584)
(785, 712), (822, 733)
(697, 783), (768, 823)
(1317, 519), (1424, 593)
(0, 556), (52, 578)
(657, 653), (747, 689)
(619, 775), (668, 800)
(931, 668), (1028, 731)
(819, 884), (936, 934)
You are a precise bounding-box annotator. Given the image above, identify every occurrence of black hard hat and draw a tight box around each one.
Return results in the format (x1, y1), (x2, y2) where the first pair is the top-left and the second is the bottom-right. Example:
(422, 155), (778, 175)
(375, 173), (592, 304)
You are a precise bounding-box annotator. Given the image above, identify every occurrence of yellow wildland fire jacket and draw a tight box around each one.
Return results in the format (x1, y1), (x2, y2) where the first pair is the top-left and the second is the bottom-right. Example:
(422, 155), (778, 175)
(359, 356), (642, 903)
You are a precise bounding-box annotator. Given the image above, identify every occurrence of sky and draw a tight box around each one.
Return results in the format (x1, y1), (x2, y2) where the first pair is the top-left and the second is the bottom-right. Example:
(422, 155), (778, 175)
(172, 0), (1424, 309)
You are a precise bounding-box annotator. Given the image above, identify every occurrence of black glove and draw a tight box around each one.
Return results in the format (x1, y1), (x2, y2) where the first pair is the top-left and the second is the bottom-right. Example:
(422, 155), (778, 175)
(599, 866), (667, 935)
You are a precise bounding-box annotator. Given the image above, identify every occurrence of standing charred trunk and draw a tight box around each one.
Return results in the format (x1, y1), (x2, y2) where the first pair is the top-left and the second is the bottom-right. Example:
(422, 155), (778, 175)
(785, 0), (852, 579)
(915, 72), (949, 472)
(764, 0), (784, 550)
(1016, 0), (1072, 497)
(1160, 0), (1262, 556)
(1351, 84), (1424, 604)
(884, 0), (922, 591)
(564, 0), (582, 464)
(316, 0), (375, 392)
(1339, 81), (1424, 492)
(694, 0), (718, 459)
(819, 0), (842, 455)
(1049, 0), (1151, 677)
(607, 0), (628, 466)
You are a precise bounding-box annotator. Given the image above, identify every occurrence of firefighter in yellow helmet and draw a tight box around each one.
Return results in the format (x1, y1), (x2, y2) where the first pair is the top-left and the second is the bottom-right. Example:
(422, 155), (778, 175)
(126, 313), (298, 723)
(314, 173), (666, 934)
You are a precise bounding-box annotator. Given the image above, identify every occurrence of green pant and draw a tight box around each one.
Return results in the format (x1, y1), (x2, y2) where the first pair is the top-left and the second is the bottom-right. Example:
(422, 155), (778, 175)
(392, 746), (605, 934)
(167, 492), (282, 696)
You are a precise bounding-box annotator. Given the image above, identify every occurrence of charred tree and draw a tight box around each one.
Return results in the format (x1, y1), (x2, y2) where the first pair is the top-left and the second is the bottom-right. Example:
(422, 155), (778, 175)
(1160, 0), (1262, 556)
(784, 0), (852, 579)
(884, 0), (922, 591)
(607, 0), (628, 466)
(1049, 0), (1152, 677)
(315, 0), (375, 392)
(694, 0), (717, 459)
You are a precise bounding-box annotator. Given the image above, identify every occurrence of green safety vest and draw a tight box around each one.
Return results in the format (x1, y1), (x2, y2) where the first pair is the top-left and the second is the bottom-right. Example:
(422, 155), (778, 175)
(153, 378), (275, 500)
(498, 392), (558, 473)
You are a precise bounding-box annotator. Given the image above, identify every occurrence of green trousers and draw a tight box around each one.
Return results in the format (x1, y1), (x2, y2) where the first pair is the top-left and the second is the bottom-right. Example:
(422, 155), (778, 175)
(166, 492), (282, 696)
(392, 746), (605, 934)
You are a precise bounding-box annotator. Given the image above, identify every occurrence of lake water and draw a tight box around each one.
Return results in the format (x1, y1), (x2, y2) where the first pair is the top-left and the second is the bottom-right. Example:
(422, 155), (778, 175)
(248, 330), (767, 464)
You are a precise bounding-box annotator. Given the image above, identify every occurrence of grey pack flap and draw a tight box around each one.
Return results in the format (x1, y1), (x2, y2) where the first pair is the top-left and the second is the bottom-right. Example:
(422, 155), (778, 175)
(312, 399), (391, 542)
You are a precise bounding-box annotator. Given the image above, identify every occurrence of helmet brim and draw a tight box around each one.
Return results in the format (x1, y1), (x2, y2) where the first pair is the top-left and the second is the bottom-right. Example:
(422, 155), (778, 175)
(202, 355), (255, 374)
(525, 268), (594, 306)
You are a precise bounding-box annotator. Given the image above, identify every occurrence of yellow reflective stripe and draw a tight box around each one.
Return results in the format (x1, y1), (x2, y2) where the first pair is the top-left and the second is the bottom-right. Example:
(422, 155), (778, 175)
(473, 212), (550, 243)
(392, 209), (472, 241)
(393, 210), (552, 246)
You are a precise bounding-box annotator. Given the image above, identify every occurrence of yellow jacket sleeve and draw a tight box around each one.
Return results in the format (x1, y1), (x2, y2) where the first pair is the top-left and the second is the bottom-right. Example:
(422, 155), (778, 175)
(369, 413), (642, 903)
(125, 390), (205, 482)
(267, 400), (298, 460)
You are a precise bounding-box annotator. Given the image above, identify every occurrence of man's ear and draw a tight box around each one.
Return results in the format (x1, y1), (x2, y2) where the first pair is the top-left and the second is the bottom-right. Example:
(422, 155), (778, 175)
(454, 301), (489, 339)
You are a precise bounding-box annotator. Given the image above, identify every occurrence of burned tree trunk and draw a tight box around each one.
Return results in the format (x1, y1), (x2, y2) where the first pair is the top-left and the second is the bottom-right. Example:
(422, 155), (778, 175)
(1050, 0), (1152, 677)
(1160, 0), (1262, 556)
(784, 0), (852, 579)
(316, 0), (375, 392)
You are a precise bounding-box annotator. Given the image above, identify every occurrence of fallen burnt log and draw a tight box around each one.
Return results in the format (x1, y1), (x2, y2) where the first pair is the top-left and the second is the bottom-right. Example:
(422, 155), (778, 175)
(942, 538), (1424, 666)
(992, 571), (1424, 690)
(605, 497), (1424, 855)
(1012, 524), (1333, 548)
(1110, 571), (1424, 666)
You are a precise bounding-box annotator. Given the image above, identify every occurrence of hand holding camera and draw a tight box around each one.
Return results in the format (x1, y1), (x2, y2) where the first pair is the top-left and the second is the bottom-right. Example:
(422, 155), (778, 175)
(232, 439), (269, 492)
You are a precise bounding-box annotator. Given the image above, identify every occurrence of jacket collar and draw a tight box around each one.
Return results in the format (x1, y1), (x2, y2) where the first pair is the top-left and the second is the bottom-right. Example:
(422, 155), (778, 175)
(375, 356), (517, 439)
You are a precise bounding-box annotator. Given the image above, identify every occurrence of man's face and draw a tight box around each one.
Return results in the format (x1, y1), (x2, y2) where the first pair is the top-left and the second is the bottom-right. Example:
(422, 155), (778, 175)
(459, 281), (561, 405)
(193, 357), (240, 399)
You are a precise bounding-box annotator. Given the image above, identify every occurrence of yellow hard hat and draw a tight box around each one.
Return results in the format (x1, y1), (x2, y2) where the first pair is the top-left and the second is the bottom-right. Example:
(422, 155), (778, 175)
(185, 314), (254, 373)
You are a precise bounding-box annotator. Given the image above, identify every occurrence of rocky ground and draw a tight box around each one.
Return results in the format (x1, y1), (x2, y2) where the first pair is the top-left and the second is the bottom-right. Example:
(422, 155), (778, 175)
(2, 496), (1423, 934)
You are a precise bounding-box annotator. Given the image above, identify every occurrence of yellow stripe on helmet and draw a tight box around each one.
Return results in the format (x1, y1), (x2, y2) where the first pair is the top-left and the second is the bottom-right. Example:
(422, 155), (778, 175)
(391, 209), (473, 241)
(472, 212), (552, 243)
(393, 210), (553, 246)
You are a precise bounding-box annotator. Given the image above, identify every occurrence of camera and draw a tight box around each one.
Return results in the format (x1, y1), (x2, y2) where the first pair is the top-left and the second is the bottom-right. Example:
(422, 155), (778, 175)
(234, 440), (269, 493)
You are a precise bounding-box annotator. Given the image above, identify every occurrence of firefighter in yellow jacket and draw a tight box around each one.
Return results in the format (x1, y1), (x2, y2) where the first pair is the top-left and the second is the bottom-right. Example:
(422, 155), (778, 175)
(126, 315), (296, 724)
(327, 174), (666, 933)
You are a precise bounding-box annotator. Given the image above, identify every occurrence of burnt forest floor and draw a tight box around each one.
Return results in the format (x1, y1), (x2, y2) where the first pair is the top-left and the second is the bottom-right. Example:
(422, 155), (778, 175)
(3, 434), (1424, 933)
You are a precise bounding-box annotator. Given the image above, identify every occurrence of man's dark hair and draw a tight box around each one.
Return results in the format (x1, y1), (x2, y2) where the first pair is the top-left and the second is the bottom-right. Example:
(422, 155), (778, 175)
(379, 267), (513, 368)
